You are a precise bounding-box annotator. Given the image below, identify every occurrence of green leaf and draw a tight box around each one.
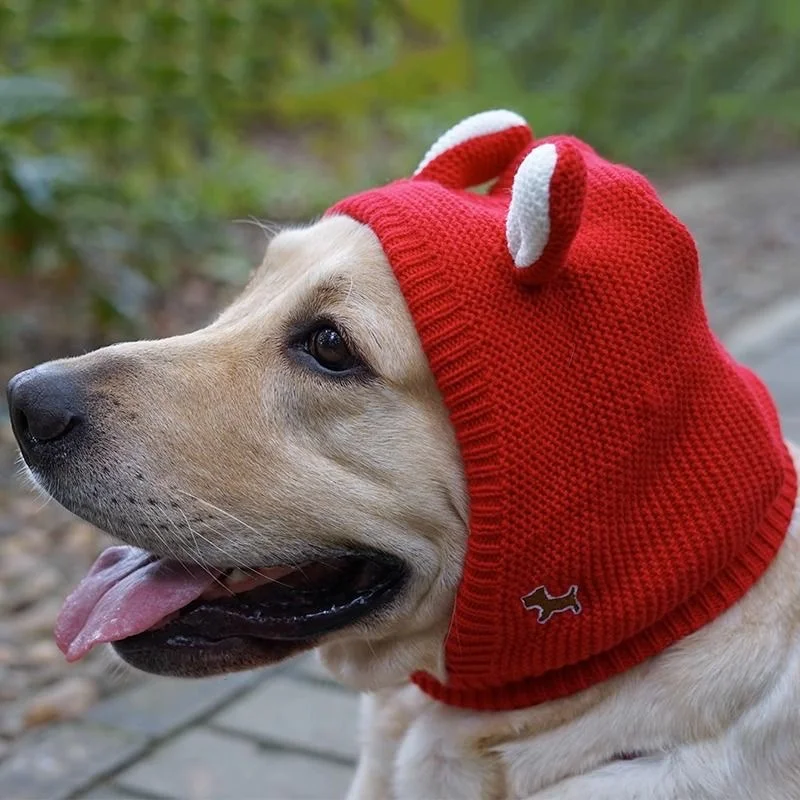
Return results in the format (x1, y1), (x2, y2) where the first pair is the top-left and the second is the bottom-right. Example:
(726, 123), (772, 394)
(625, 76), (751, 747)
(0, 76), (72, 126)
(7, 155), (86, 214)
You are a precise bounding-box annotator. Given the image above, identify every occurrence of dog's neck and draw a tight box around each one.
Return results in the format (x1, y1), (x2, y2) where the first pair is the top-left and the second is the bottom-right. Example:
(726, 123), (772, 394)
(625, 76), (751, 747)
(319, 616), (450, 690)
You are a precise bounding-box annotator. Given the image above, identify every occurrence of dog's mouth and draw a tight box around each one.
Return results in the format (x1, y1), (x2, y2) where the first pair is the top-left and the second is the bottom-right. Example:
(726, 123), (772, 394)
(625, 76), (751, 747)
(55, 545), (406, 677)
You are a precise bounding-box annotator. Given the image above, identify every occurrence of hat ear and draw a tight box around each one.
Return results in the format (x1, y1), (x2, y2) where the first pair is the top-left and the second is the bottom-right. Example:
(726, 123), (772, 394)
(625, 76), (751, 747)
(506, 140), (586, 285)
(414, 110), (533, 190)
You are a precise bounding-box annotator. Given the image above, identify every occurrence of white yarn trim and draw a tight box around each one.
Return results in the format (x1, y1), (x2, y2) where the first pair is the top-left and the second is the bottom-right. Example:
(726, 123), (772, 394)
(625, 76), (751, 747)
(414, 109), (528, 176)
(506, 143), (558, 268)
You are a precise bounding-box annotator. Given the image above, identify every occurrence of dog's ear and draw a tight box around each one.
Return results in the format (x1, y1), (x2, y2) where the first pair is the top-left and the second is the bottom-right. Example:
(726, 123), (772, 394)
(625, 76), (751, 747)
(413, 109), (532, 190)
(506, 140), (586, 285)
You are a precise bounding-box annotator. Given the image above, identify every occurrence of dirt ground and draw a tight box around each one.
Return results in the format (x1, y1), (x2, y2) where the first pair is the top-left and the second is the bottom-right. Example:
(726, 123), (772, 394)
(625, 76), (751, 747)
(1, 158), (799, 762)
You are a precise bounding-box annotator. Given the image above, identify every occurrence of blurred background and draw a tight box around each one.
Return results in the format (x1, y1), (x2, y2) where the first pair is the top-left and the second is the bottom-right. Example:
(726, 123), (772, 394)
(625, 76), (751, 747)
(1, 0), (799, 795)
(2, 0), (800, 361)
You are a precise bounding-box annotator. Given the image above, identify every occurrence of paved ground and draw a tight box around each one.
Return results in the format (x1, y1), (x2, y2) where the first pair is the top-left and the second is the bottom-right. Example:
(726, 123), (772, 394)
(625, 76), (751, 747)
(732, 305), (800, 442)
(1, 163), (799, 800)
(0, 654), (360, 800)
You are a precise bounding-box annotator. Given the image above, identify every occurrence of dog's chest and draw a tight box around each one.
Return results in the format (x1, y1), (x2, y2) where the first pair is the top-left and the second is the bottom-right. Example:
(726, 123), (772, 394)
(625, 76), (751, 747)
(381, 680), (655, 799)
(385, 690), (566, 800)
(392, 708), (506, 800)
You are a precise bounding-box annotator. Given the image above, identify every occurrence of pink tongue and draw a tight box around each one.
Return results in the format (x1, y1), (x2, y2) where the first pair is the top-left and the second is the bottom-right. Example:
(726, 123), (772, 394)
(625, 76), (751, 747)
(55, 546), (220, 662)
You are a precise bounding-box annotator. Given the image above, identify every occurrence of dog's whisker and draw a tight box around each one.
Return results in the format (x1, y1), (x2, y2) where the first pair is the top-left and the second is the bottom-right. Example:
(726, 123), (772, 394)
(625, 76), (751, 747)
(192, 529), (296, 587)
(135, 506), (214, 589)
(26, 483), (54, 512)
(171, 512), (295, 590)
(135, 515), (180, 565)
(232, 216), (283, 243)
(172, 508), (205, 568)
(344, 273), (355, 305)
(173, 510), (233, 594)
(185, 519), (278, 577)
(363, 635), (378, 661)
(14, 460), (54, 510)
(172, 491), (300, 579)
(175, 489), (264, 538)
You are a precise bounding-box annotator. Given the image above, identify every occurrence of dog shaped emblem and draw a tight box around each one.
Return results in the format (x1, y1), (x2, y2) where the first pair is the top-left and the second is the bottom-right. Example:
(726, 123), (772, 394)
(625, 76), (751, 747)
(521, 584), (581, 624)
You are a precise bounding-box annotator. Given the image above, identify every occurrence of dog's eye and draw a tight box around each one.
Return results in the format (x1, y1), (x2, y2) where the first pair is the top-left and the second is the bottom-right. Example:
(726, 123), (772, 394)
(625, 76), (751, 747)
(307, 326), (357, 372)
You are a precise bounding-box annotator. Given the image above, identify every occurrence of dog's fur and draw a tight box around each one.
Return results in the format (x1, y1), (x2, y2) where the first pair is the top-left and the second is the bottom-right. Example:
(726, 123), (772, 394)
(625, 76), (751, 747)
(21, 216), (800, 798)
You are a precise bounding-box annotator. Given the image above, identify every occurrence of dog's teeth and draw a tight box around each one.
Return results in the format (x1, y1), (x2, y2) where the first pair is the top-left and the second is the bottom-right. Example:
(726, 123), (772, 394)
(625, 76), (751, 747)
(225, 568), (249, 586)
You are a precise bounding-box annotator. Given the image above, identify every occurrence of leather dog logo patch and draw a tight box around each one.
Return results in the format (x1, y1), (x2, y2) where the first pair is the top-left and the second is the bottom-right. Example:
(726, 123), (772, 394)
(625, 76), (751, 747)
(521, 584), (581, 624)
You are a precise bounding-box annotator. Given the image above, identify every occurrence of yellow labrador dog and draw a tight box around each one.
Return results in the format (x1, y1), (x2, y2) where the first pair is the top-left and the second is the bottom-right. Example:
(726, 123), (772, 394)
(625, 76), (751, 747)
(7, 111), (800, 799)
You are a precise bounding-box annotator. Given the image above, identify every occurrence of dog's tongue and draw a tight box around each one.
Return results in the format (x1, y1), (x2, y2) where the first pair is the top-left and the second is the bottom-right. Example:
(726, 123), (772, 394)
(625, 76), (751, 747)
(55, 546), (219, 662)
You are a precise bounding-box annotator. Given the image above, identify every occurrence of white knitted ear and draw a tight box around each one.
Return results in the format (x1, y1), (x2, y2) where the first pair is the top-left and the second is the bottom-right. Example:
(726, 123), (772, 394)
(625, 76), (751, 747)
(414, 109), (527, 176)
(506, 143), (558, 268)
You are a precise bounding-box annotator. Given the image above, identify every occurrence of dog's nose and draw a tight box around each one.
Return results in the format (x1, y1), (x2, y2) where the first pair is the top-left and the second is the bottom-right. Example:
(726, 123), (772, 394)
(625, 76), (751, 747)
(7, 366), (85, 452)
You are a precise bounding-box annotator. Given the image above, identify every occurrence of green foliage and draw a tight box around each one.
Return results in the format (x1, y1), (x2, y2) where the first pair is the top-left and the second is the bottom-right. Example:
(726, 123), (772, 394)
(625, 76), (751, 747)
(462, 0), (800, 165)
(0, 73), (225, 334)
(0, 1), (468, 342)
(1, 0), (798, 346)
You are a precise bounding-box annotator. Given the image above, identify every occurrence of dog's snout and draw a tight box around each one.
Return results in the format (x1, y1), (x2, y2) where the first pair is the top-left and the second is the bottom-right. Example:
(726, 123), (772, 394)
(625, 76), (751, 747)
(7, 366), (85, 454)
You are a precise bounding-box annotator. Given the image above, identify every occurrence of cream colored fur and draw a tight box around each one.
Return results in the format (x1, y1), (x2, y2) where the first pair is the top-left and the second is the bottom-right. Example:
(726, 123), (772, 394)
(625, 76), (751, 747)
(29, 216), (800, 798)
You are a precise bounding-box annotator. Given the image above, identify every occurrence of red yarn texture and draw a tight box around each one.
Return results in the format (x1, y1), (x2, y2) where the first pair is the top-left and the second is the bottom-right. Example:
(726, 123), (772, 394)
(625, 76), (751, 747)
(327, 130), (797, 711)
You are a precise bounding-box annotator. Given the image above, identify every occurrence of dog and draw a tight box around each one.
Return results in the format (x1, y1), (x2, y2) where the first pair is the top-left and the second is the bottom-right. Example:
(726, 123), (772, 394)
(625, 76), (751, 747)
(7, 111), (800, 799)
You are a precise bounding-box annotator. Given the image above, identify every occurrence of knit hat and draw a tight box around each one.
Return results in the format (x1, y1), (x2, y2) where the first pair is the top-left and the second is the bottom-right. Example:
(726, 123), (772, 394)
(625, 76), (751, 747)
(325, 110), (797, 711)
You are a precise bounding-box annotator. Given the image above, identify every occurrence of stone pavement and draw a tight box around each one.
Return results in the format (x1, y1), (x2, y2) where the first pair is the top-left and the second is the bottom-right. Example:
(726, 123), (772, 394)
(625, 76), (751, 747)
(730, 298), (800, 443)
(0, 654), (360, 800)
(1, 164), (799, 800)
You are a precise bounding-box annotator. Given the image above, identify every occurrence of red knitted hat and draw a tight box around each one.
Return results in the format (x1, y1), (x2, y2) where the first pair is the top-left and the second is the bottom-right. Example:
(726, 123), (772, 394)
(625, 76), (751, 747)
(326, 110), (797, 711)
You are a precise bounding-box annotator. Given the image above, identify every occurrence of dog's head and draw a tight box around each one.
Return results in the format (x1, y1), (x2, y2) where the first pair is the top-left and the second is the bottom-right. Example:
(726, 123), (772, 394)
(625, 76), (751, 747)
(11, 109), (758, 706)
(7, 109), (558, 690)
(7, 214), (470, 688)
